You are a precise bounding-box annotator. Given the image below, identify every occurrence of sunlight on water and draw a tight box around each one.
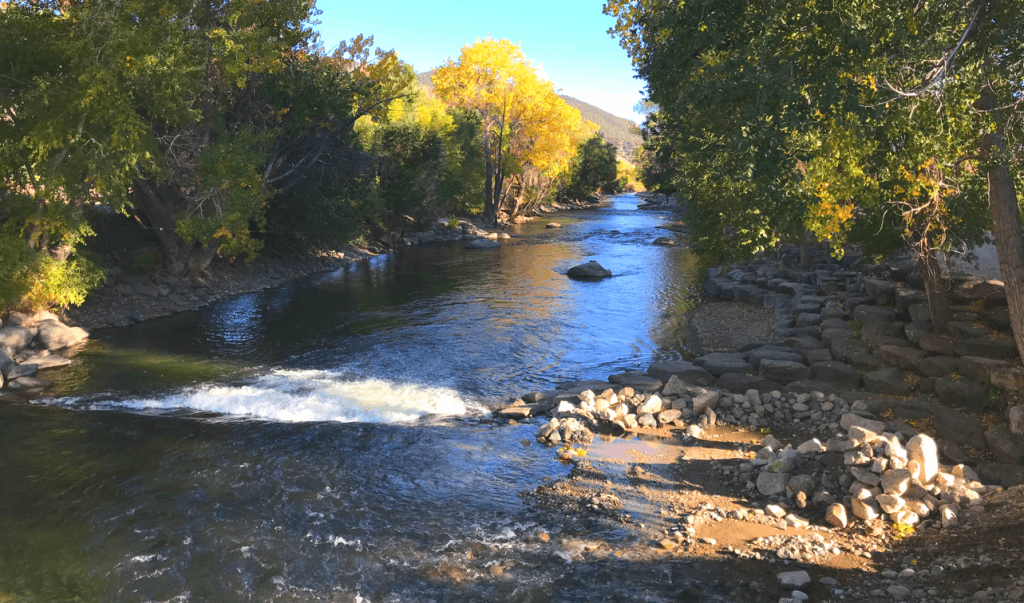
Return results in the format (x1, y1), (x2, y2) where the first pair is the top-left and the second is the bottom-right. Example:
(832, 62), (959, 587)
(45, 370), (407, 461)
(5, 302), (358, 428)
(47, 369), (488, 423)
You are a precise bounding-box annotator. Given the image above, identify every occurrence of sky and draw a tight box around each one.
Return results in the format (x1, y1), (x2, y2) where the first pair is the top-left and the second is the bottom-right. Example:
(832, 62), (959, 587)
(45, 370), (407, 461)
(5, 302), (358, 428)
(314, 0), (647, 123)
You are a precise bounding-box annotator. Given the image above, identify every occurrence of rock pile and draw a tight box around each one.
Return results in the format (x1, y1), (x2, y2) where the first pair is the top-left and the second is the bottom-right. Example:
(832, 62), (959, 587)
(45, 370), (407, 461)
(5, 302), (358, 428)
(0, 310), (88, 393)
(747, 415), (995, 531)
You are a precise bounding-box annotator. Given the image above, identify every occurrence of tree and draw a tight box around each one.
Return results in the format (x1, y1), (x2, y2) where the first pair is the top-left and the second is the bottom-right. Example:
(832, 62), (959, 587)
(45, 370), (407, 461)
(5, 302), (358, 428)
(432, 37), (588, 218)
(560, 134), (620, 201)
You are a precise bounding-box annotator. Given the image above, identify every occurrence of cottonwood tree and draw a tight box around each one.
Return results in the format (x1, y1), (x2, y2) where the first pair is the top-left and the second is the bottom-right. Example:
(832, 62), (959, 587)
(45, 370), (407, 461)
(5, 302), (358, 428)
(432, 37), (588, 218)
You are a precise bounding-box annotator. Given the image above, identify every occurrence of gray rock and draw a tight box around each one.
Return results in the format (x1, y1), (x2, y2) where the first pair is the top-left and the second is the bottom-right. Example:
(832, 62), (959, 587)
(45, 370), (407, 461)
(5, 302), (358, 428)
(658, 409), (682, 424)
(934, 377), (988, 411)
(1009, 404), (1024, 436)
(878, 345), (929, 371)
(976, 463), (1024, 487)
(887, 584), (912, 600)
(825, 503), (848, 528)
(0, 349), (14, 376)
(957, 337), (1020, 360)
(637, 413), (658, 428)
(0, 326), (33, 355)
(916, 355), (960, 378)
(716, 373), (782, 394)
(661, 374), (687, 397)
(984, 425), (1024, 465)
(566, 261), (611, 280)
(647, 361), (693, 382)
(959, 355), (1011, 382)
(465, 238), (500, 249)
(777, 570), (811, 588)
(831, 338), (884, 371)
(746, 348), (806, 368)
(810, 361), (862, 389)
(693, 352), (747, 366)
(759, 360), (812, 385)
(6, 363), (38, 380)
(34, 319), (89, 351)
(932, 406), (989, 451)
(7, 376), (52, 390)
(691, 391), (720, 415)
(757, 472), (788, 496)
(652, 237), (675, 246)
(840, 413), (886, 434)
(703, 360), (756, 377)
(796, 313), (822, 327)
(917, 332), (956, 355)
(853, 304), (895, 323)
(863, 367), (913, 396)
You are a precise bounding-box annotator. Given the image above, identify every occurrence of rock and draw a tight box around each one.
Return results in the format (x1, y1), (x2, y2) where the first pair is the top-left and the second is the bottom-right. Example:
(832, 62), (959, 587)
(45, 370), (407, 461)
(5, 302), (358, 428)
(851, 497), (881, 520)
(636, 395), (664, 414)
(658, 409), (682, 424)
(6, 363), (38, 380)
(991, 367), (1024, 392)
(546, 222), (562, 228)
(984, 425), (1024, 465)
(957, 338), (1020, 361)
(34, 319), (89, 351)
(906, 434), (939, 484)
(759, 359), (812, 385)
(647, 361), (694, 382)
(0, 349), (14, 376)
(976, 463), (1024, 487)
(825, 503), (848, 528)
(716, 373), (782, 394)
(795, 313), (822, 327)
(831, 339), (884, 371)
(932, 406), (989, 451)
(691, 391), (720, 415)
(465, 238), (500, 249)
(934, 377), (988, 412)
(810, 361), (862, 389)
(747, 348), (806, 368)
(703, 360), (756, 377)
(1010, 404), (1024, 436)
(880, 468), (912, 495)
(777, 570), (811, 588)
(0, 325), (33, 355)
(7, 376), (52, 390)
(916, 355), (959, 378)
(939, 504), (959, 528)
(888, 584), (912, 600)
(653, 237), (675, 246)
(661, 375), (686, 397)
(876, 494), (905, 514)
(566, 261), (611, 280)
(878, 345), (930, 371)
(840, 413), (886, 435)
(917, 332), (956, 355)
(959, 355), (1011, 383)
(863, 367), (913, 396)
(637, 413), (658, 428)
(757, 472), (788, 496)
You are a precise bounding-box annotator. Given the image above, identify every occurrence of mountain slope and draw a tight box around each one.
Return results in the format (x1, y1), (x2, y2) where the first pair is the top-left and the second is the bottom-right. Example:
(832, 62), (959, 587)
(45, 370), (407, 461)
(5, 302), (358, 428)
(416, 72), (641, 159)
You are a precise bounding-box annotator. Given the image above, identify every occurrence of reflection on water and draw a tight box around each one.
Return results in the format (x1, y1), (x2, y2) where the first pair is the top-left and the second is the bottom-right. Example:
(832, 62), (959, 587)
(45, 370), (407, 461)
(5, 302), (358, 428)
(1, 195), (705, 602)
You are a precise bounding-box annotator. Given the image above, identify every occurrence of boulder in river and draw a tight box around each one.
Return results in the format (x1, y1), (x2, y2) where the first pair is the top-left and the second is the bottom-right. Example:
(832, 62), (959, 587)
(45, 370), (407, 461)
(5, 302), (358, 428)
(566, 261), (611, 280)
(465, 239), (500, 249)
(653, 237), (675, 246)
(546, 222), (562, 229)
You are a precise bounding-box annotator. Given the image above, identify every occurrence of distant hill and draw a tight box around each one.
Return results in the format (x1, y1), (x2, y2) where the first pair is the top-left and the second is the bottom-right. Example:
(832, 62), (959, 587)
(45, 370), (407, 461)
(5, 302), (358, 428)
(416, 72), (641, 159)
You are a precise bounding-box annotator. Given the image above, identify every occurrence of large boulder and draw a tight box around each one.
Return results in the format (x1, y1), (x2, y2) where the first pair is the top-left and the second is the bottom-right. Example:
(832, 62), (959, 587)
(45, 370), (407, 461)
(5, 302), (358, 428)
(906, 434), (939, 484)
(34, 319), (89, 351)
(716, 373), (782, 394)
(932, 406), (988, 451)
(916, 355), (960, 378)
(863, 367), (913, 396)
(746, 348), (806, 369)
(878, 345), (929, 371)
(934, 377), (988, 411)
(0, 325), (33, 355)
(703, 360), (755, 377)
(810, 361), (862, 389)
(917, 332), (956, 355)
(976, 463), (1024, 487)
(984, 425), (1024, 465)
(759, 359), (811, 385)
(831, 338), (883, 372)
(1010, 404), (1024, 436)
(957, 338), (1020, 361)
(566, 261), (611, 280)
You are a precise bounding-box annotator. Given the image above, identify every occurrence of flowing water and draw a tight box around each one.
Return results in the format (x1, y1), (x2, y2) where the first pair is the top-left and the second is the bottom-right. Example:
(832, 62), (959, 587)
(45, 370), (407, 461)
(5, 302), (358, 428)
(0, 194), (706, 602)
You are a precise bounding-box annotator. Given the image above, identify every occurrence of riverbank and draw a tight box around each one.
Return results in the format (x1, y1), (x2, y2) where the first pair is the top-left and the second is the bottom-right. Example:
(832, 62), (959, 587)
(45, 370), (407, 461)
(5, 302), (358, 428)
(496, 237), (1024, 602)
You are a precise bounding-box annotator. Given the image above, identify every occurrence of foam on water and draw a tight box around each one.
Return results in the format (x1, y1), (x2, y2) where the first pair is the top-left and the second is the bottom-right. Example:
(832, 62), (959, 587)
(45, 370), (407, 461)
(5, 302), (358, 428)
(50, 369), (486, 423)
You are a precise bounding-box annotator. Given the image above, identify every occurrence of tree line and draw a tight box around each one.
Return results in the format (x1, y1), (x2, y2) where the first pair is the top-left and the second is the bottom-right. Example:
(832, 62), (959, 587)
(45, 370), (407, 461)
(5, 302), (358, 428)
(0, 2), (625, 312)
(605, 0), (1024, 358)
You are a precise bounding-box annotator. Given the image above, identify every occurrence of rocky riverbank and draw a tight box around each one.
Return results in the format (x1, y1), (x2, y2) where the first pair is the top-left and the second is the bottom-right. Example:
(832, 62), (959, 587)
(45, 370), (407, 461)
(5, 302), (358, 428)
(495, 241), (1024, 602)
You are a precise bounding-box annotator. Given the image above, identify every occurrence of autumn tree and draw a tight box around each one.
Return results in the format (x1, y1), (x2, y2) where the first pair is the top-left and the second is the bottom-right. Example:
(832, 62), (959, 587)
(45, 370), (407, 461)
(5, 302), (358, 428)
(432, 37), (588, 218)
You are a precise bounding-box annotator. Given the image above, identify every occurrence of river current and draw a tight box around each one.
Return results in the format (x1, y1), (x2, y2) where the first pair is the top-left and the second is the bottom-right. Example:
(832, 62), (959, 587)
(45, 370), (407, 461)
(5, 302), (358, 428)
(0, 194), (703, 602)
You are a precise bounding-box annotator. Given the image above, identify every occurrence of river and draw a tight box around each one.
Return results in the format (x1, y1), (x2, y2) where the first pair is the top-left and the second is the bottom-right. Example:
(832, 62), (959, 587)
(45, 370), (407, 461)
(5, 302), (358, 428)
(0, 194), (704, 602)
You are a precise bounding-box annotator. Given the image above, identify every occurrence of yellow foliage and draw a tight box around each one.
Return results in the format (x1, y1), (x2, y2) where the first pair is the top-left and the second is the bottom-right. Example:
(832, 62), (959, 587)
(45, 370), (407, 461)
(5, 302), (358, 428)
(432, 37), (587, 180)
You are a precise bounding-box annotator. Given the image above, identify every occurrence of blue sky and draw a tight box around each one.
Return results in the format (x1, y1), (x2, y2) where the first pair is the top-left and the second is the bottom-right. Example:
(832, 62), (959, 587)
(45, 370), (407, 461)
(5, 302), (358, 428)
(314, 0), (646, 123)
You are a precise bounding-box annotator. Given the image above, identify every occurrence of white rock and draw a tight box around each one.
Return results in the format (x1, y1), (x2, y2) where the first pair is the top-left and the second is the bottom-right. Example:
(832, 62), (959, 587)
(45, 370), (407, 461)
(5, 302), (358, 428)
(907, 434), (939, 484)
(952, 464), (979, 482)
(939, 504), (958, 528)
(777, 570), (812, 588)
(880, 469), (912, 496)
(556, 401), (577, 414)
(851, 497), (881, 520)
(904, 499), (930, 516)
(757, 472), (788, 496)
(765, 504), (787, 518)
(840, 413), (886, 434)
(797, 438), (823, 454)
(876, 494), (905, 514)
(891, 509), (920, 525)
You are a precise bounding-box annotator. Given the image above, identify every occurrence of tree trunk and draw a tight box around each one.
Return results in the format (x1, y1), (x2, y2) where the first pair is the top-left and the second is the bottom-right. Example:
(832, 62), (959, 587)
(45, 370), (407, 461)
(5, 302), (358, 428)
(482, 129), (494, 218)
(917, 250), (951, 333)
(978, 85), (1024, 360)
(133, 179), (219, 277)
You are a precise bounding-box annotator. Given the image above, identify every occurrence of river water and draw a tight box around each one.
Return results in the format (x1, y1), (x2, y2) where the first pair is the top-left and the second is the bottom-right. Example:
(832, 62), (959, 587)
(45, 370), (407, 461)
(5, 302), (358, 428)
(0, 194), (704, 602)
